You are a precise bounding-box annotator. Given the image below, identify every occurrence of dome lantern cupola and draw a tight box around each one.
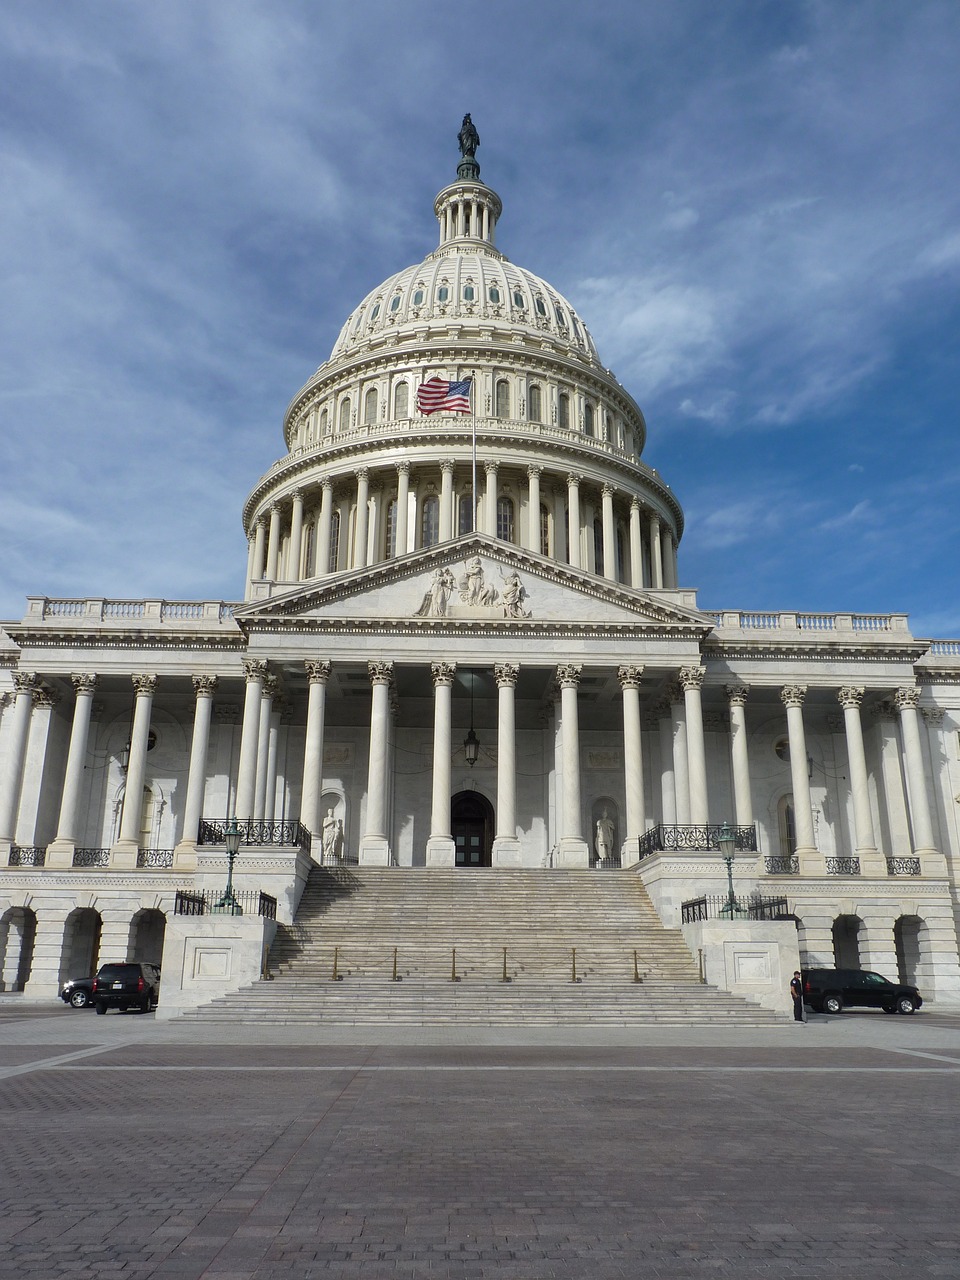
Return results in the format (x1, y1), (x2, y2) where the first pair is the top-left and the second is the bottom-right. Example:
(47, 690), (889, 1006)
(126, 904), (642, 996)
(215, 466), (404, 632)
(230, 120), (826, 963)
(434, 112), (502, 251)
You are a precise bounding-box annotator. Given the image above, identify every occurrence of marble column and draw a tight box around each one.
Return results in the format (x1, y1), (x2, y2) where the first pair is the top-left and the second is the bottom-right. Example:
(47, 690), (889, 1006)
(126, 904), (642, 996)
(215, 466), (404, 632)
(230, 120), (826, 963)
(316, 480), (333, 577)
(780, 685), (823, 873)
(555, 664), (588, 866)
(235, 660), (267, 821)
(251, 518), (266, 580)
(265, 503), (281, 580)
(629, 498), (643, 588)
(525, 465), (542, 551)
(359, 661), (393, 865)
(47, 674), (100, 863)
(395, 462), (411, 554)
(726, 685), (753, 827)
(264, 703), (281, 822)
(649, 512), (663, 588)
(894, 687), (945, 876)
(354, 468), (370, 568)
(114, 674), (157, 863)
(493, 663), (521, 865)
(0, 672), (37, 844)
(288, 489), (304, 581)
(484, 462), (498, 536)
(174, 675), (217, 867)
(253, 676), (278, 820)
(680, 666), (709, 827)
(618, 665), (645, 866)
(300, 660), (331, 840)
(601, 484), (617, 582)
(670, 685), (691, 825)
(657, 698), (677, 825)
(837, 686), (885, 875)
(426, 662), (456, 866)
(566, 473), (582, 568)
(440, 461), (454, 541)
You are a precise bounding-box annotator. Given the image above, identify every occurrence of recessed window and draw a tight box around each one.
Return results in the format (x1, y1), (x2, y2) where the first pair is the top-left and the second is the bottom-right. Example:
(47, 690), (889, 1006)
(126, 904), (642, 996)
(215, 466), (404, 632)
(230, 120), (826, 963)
(513, 290), (524, 308)
(390, 295), (401, 312)
(528, 384), (542, 423)
(495, 379), (510, 419)
(775, 739), (790, 762)
(584, 403), (595, 437)
(458, 494), (474, 536)
(540, 503), (550, 556)
(413, 289), (424, 305)
(554, 305), (565, 326)
(437, 286), (449, 303)
(489, 287), (500, 304)
(463, 285), (475, 302)
(558, 392), (570, 430)
(384, 500), (397, 558)
(363, 388), (378, 426)
(371, 303), (380, 320)
(421, 496), (440, 548)
(394, 382), (409, 418)
(497, 496), (515, 543)
(535, 297), (547, 317)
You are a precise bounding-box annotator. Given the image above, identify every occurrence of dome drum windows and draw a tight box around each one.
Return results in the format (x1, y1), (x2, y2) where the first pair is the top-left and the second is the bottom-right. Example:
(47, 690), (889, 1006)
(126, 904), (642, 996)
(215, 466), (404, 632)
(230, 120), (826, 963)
(463, 284), (475, 302)
(528, 384), (542, 423)
(339, 398), (352, 433)
(421, 494), (440, 548)
(495, 379), (511, 420)
(363, 388), (379, 426)
(437, 285), (450, 303)
(583, 402), (595, 437)
(488, 286), (501, 304)
(413, 288), (425, 306)
(512, 290), (525, 309)
(557, 392), (570, 430)
(393, 382), (409, 419)
(497, 496), (516, 544)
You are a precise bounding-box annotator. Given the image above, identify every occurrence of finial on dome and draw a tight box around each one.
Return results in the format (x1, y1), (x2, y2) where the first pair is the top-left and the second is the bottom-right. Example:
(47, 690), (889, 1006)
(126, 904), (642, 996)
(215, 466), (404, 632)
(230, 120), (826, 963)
(457, 113), (480, 181)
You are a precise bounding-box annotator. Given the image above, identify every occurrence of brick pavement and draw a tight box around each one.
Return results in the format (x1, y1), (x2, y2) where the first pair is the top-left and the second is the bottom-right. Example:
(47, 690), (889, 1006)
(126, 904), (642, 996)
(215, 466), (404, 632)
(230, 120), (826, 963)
(0, 1007), (959, 1277)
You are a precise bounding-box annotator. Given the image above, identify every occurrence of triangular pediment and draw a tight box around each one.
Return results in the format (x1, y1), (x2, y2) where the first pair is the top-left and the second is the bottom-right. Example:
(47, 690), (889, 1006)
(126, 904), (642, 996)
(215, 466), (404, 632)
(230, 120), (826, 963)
(235, 536), (712, 636)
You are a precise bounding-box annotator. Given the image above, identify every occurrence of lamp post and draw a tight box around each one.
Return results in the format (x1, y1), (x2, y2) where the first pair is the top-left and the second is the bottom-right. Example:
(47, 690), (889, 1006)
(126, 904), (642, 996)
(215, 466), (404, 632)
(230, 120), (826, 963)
(216, 817), (243, 914)
(718, 820), (739, 916)
(463, 670), (480, 766)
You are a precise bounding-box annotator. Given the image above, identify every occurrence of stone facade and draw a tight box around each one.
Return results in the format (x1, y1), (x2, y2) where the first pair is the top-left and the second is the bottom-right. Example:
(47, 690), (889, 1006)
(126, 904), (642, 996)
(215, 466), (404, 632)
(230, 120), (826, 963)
(2, 136), (960, 1003)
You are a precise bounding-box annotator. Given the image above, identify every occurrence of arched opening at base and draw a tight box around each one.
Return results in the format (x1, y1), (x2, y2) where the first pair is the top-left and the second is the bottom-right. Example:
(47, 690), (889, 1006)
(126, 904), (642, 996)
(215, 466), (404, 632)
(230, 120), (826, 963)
(0, 907), (37, 991)
(832, 914), (863, 969)
(129, 909), (166, 967)
(61, 908), (102, 985)
(895, 915), (925, 987)
(451, 791), (494, 867)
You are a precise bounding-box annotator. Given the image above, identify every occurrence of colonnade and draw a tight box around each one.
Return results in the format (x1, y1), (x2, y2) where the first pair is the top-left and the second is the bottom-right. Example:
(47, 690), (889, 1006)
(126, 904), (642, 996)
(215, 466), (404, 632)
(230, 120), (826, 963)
(0, 662), (946, 878)
(245, 464), (680, 595)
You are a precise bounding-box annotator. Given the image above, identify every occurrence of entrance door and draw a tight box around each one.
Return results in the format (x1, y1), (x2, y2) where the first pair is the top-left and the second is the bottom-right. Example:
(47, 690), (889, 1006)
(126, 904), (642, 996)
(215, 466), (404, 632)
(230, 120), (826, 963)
(451, 791), (493, 867)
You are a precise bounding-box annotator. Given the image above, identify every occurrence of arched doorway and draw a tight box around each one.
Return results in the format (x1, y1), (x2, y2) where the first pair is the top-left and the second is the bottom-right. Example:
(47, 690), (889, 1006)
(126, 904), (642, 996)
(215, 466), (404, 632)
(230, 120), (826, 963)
(129, 909), (166, 967)
(894, 915), (925, 986)
(0, 908), (37, 991)
(60, 908), (102, 984)
(832, 915), (862, 969)
(451, 791), (494, 867)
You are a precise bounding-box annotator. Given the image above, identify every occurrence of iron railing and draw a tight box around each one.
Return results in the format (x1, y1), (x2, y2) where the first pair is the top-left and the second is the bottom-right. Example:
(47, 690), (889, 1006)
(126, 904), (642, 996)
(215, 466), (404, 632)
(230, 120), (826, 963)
(137, 848), (175, 868)
(638, 824), (758, 859)
(826, 856), (861, 876)
(886, 856), (922, 876)
(594, 855), (622, 870)
(73, 848), (110, 867)
(681, 894), (792, 923)
(173, 889), (277, 919)
(9, 845), (46, 867)
(198, 819), (312, 852)
(765, 855), (799, 875)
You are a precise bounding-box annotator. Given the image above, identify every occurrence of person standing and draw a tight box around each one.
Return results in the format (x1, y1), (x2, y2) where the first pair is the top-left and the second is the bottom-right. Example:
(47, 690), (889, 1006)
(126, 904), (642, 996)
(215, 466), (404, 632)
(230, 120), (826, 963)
(790, 971), (805, 1022)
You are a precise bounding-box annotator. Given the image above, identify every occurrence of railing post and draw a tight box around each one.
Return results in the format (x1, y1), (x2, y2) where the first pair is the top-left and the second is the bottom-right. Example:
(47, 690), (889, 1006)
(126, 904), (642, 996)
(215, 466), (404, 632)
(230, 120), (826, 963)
(571, 947), (581, 984)
(633, 949), (642, 983)
(501, 947), (510, 983)
(392, 947), (400, 982)
(451, 947), (460, 982)
(332, 946), (342, 982)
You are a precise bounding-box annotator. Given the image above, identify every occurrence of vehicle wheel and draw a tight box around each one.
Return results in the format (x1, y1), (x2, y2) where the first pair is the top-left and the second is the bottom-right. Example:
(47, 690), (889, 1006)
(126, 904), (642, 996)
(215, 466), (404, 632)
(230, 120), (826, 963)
(896, 995), (916, 1015)
(70, 990), (89, 1009)
(882, 1003), (896, 1014)
(94, 1002), (107, 1015)
(139, 995), (150, 1014)
(823, 993), (843, 1015)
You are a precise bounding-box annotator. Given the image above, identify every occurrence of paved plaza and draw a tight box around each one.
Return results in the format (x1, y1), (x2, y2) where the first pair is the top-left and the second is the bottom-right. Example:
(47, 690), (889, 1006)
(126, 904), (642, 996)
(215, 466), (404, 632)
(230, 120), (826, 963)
(2, 1001), (960, 1278)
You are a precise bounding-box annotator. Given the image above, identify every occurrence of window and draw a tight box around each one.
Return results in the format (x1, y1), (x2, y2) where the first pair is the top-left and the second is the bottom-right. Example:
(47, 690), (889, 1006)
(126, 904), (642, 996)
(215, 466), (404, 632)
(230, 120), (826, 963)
(458, 494), (474, 535)
(329, 511), (341, 572)
(528, 384), (542, 422)
(535, 296), (547, 317)
(489, 286), (500, 303)
(463, 285), (475, 302)
(617, 526), (625, 582)
(390, 295), (401, 312)
(513, 290), (524, 308)
(495, 379), (510, 419)
(394, 382), (409, 418)
(554, 304), (565, 327)
(413, 288), (424, 306)
(593, 518), (604, 575)
(384, 499), (397, 558)
(583, 402), (594, 436)
(437, 286), (449, 303)
(319, 408), (329, 437)
(421, 495), (440, 547)
(540, 503), (550, 556)
(558, 392), (570, 429)
(338, 398), (351, 433)
(778, 795), (797, 856)
(371, 303), (380, 320)
(497, 496), (515, 543)
(303, 523), (316, 577)
(363, 388), (378, 425)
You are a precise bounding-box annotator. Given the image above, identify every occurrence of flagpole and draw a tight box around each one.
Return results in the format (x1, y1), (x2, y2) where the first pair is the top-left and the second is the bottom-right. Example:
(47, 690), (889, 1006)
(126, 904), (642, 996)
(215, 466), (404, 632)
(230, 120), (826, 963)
(471, 375), (477, 535)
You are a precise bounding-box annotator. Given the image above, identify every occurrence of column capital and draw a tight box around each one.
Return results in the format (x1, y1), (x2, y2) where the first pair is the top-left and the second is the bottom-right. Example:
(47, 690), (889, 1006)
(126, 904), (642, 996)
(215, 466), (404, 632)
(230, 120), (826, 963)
(921, 706), (944, 725)
(254, 514), (266, 530)
(191, 675), (218, 698)
(648, 509), (661, 525)
(241, 659), (269, 683)
(262, 674), (281, 700)
(33, 685), (61, 709)
(305, 660), (331, 685)
(894, 685), (921, 711)
(71, 673), (99, 695)
(13, 671), (38, 694)
(565, 472), (582, 488)
(601, 482), (615, 498)
(431, 661), (456, 687)
(396, 460), (410, 477)
(440, 459), (455, 475)
(356, 466), (370, 483)
(725, 683), (749, 706)
(484, 461), (498, 477)
(526, 464), (543, 479)
(679, 665), (705, 692)
(556, 663), (582, 688)
(368, 660), (394, 686)
(837, 685), (865, 710)
(290, 487), (304, 502)
(495, 663), (519, 688)
(665, 680), (684, 706)
(320, 477), (333, 494)
(131, 674), (158, 697)
(268, 501), (281, 514)
(781, 684), (807, 708)
(617, 664), (644, 690)
(630, 496), (641, 512)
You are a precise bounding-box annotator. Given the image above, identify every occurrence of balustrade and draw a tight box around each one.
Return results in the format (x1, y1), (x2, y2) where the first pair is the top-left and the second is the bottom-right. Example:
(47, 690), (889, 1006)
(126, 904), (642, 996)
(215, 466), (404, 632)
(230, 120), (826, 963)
(638, 824), (758, 858)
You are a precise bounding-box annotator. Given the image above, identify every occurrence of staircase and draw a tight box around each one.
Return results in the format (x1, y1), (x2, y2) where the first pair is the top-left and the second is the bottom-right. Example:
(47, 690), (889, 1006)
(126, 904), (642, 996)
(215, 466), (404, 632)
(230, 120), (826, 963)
(183, 867), (786, 1024)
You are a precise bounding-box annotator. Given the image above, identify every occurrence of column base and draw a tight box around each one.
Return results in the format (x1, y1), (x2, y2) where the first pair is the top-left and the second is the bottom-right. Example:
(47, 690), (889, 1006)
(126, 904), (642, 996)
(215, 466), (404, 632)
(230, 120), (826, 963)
(619, 837), (640, 869)
(492, 838), (522, 867)
(425, 837), (456, 867)
(917, 848), (949, 877)
(45, 840), (76, 868)
(110, 841), (139, 870)
(555, 838), (590, 869)
(795, 846), (826, 876)
(857, 848), (888, 877)
(173, 842), (198, 872)
(359, 836), (392, 866)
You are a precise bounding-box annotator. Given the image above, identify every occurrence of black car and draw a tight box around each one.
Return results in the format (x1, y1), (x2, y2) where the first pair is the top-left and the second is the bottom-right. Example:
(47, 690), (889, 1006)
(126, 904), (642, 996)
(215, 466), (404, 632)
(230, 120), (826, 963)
(802, 968), (922, 1015)
(59, 977), (96, 1009)
(91, 962), (161, 1014)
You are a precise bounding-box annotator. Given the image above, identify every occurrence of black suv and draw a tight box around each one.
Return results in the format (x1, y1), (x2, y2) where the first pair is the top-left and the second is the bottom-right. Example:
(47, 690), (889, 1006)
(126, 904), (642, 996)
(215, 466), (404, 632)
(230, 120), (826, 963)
(92, 962), (161, 1014)
(802, 968), (922, 1016)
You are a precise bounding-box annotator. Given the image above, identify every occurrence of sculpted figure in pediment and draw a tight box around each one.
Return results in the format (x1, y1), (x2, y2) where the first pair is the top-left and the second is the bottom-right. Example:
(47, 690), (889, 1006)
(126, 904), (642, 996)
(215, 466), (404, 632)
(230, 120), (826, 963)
(459, 556), (498, 606)
(415, 567), (456, 618)
(499, 569), (530, 619)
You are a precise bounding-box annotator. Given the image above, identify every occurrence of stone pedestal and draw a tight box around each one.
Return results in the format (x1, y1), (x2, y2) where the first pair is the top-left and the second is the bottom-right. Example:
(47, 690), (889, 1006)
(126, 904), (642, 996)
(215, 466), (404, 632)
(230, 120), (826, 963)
(44, 840), (75, 869)
(492, 838), (522, 867)
(359, 836), (391, 866)
(425, 837), (455, 867)
(556, 837), (589, 868)
(110, 842), (138, 870)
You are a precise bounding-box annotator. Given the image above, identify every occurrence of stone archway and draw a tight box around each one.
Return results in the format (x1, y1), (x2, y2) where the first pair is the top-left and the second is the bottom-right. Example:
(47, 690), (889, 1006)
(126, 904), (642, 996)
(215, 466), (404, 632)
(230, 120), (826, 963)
(894, 915), (925, 987)
(60, 908), (102, 985)
(832, 914), (863, 969)
(0, 907), (37, 992)
(129, 909), (166, 967)
(451, 791), (494, 868)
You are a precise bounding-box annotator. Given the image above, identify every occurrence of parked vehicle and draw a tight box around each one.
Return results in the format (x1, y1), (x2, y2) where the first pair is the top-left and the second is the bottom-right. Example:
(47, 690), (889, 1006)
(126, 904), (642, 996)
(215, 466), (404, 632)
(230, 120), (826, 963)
(91, 962), (161, 1014)
(802, 968), (922, 1015)
(59, 977), (96, 1009)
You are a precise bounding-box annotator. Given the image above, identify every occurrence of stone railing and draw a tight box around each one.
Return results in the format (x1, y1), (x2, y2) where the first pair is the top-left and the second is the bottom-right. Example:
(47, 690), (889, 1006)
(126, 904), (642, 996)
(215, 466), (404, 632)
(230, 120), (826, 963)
(198, 819), (312, 853)
(26, 598), (238, 625)
(708, 611), (910, 634)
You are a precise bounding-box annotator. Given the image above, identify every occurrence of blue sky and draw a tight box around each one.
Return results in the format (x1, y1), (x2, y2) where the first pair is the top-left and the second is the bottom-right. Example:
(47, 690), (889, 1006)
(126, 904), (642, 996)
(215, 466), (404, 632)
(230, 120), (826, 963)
(1, 1), (958, 635)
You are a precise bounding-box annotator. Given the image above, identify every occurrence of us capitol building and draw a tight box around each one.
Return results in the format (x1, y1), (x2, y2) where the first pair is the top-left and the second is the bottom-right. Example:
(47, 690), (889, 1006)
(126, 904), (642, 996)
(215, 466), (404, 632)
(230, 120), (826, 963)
(1, 122), (959, 1007)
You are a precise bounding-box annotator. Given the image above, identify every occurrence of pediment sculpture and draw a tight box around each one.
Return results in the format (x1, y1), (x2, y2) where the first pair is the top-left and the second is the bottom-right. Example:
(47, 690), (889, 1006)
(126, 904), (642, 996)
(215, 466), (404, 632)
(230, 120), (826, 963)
(414, 556), (531, 620)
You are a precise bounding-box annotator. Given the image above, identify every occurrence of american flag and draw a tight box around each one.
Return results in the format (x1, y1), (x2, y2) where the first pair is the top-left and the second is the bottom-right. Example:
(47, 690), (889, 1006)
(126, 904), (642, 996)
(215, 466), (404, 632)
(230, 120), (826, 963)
(416, 377), (472, 415)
